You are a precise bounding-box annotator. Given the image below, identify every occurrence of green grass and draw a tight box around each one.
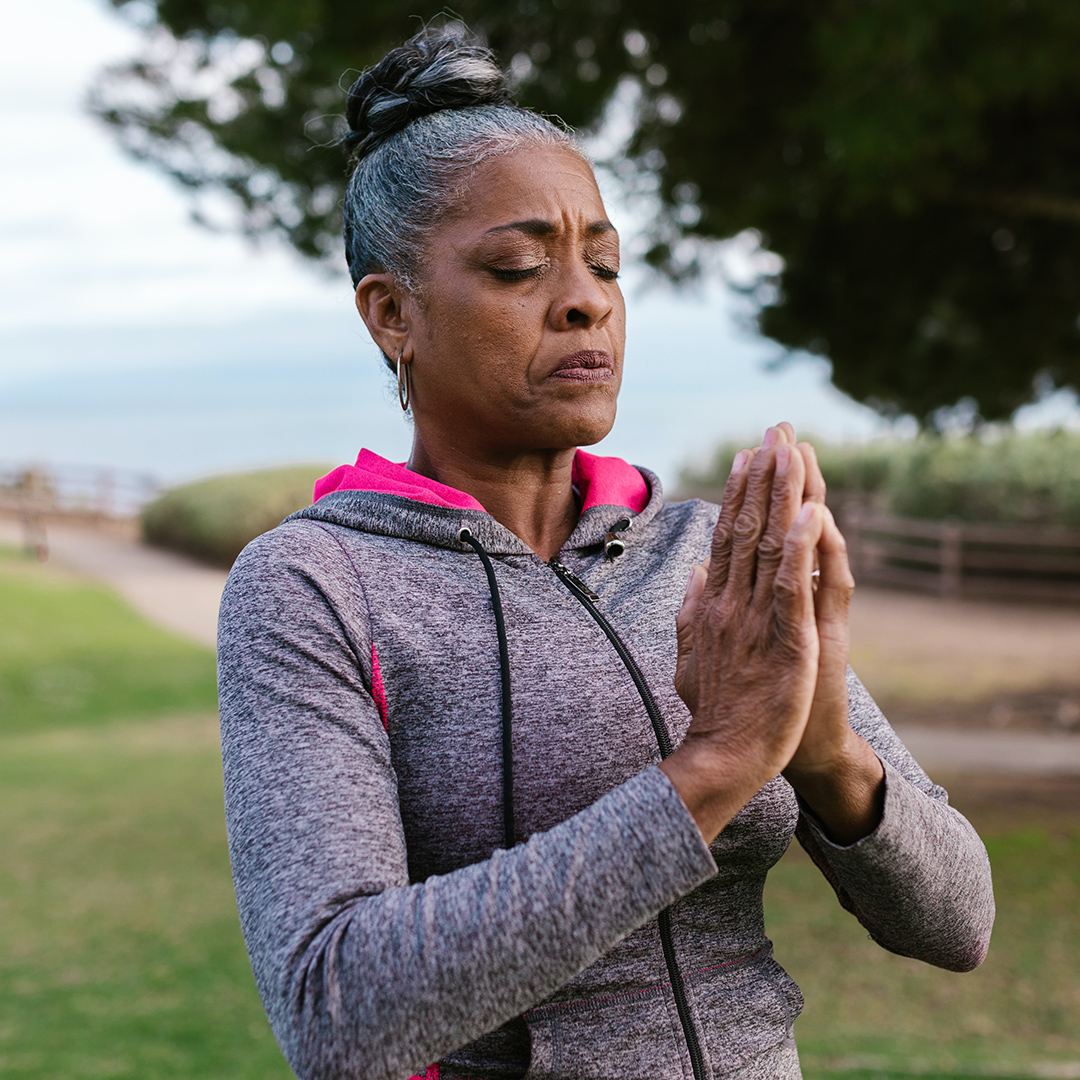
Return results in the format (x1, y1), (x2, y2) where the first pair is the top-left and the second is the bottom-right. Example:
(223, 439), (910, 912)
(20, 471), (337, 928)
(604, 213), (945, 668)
(0, 546), (218, 734)
(767, 829), (1080, 1078)
(2, 543), (1078, 1078)
(0, 716), (293, 1079)
(0, 544), (288, 1078)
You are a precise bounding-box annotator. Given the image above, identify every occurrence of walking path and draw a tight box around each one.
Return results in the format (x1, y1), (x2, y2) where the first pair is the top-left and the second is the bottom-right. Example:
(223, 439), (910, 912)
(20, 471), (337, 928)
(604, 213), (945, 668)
(5, 515), (1080, 776)
(0, 517), (226, 648)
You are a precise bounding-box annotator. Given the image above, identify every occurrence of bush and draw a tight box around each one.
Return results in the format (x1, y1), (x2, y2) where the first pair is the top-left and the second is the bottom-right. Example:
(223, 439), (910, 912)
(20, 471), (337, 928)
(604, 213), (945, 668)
(142, 465), (331, 567)
(680, 429), (1080, 526)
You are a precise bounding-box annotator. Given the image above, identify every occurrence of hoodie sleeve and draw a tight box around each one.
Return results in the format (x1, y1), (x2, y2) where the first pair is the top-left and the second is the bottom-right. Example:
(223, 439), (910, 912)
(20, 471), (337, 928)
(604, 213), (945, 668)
(217, 522), (717, 1080)
(793, 669), (995, 973)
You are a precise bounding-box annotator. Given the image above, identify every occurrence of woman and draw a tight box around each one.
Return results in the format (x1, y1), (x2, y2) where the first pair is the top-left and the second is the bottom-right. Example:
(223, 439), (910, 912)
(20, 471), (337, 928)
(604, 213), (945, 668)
(217, 26), (994, 1080)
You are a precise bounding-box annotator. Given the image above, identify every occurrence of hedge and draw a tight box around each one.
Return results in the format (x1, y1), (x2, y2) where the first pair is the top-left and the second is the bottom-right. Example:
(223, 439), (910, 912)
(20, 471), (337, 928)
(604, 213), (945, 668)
(679, 429), (1080, 526)
(141, 465), (332, 567)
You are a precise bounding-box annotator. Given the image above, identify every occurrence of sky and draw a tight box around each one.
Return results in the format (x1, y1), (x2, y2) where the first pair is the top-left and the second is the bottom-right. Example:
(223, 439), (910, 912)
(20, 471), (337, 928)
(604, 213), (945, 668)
(4, 0), (1071, 494)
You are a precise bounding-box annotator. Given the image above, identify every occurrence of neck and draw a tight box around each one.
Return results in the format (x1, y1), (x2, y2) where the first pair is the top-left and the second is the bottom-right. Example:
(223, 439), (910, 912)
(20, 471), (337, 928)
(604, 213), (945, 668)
(408, 437), (579, 562)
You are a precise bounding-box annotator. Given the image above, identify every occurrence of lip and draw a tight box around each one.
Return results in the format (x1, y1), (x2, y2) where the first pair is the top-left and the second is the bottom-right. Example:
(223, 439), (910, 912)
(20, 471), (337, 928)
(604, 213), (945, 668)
(548, 350), (615, 383)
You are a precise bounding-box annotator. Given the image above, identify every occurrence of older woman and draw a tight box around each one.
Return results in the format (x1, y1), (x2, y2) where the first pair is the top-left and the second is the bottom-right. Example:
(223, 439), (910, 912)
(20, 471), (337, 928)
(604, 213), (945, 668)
(217, 26), (994, 1080)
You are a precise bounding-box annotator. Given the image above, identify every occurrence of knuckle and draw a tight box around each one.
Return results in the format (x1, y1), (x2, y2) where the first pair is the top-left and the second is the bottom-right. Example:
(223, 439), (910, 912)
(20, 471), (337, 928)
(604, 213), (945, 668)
(710, 525), (733, 553)
(732, 514), (764, 543)
(772, 577), (801, 602)
(756, 534), (785, 561)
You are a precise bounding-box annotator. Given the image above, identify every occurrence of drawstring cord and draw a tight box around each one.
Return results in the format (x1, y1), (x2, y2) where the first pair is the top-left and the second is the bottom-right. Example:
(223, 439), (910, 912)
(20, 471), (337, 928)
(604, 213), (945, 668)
(456, 515), (632, 849)
(457, 527), (515, 850)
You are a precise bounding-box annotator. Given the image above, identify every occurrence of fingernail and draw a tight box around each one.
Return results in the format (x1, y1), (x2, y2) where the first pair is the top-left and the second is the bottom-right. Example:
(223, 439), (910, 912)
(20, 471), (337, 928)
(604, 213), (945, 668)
(685, 568), (695, 593)
(731, 449), (748, 473)
(762, 427), (778, 449)
(797, 501), (815, 523)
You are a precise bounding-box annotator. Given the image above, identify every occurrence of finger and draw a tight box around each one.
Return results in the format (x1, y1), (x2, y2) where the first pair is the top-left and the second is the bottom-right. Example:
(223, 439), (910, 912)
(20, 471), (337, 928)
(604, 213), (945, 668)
(776, 421), (796, 445)
(814, 507), (855, 628)
(725, 440), (779, 594)
(773, 500), (825, 634)
(704, 449), (753, 598)
(752, 442), (807, 603)
(676, 563), (708, 646)
(797, 441), (826, 506)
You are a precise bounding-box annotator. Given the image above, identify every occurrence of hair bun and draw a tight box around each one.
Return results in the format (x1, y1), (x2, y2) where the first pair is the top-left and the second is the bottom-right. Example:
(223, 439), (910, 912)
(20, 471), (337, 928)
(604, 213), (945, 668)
(343, 24), (514, 161)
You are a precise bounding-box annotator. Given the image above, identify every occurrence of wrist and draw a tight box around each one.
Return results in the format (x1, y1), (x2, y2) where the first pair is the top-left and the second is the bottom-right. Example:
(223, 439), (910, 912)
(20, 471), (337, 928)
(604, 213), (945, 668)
(784, 735), (885, 845)
(659, 734), (778, 846)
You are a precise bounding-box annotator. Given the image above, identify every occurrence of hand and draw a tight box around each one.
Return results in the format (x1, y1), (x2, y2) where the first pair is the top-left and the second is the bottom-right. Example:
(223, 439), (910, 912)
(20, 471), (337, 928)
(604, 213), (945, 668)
(661, 427), (825, 844)
(675, 425), (884, 844)
(780, 438), (885, 843)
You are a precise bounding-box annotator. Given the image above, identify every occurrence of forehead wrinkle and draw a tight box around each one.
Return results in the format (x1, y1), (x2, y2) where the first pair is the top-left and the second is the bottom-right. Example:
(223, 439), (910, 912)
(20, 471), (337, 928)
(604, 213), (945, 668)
(484, 218), (616, 239)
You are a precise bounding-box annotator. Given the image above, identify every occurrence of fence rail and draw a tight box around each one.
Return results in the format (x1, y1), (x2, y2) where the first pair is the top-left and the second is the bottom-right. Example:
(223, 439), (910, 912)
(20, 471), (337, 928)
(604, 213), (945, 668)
(0, 462), (158, 530)
(842, 508), (1080, 602)
(676, 486), (1080, 603)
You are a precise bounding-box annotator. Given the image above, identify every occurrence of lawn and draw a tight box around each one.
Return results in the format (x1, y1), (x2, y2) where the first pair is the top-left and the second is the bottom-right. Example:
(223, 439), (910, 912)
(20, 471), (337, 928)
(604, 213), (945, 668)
(0, 547), (218, 734)
(0, 545), (290, 1079)
(1, 543), (1077, 1078)
(767, 827), (1080, 1079)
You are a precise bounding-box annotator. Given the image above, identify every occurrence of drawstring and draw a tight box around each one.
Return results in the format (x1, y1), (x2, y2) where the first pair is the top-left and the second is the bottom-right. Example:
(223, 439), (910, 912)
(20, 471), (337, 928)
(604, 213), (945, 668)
(457, 527), (515, 850)
(456, 515), (632, 848)
(603, 516), (631, 560)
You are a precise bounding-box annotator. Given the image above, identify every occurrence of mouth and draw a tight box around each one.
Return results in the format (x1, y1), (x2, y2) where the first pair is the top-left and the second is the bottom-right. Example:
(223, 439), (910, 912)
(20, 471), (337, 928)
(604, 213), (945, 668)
(548, 350), (615, 384)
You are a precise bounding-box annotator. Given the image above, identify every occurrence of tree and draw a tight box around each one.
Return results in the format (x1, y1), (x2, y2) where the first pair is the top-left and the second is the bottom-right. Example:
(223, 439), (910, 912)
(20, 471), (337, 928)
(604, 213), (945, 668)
(92, 0), (1080, 425)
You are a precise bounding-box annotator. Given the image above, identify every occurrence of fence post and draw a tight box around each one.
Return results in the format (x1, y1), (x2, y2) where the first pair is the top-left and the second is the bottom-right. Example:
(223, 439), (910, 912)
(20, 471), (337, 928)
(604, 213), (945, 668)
(940, 522), (963, 597)
(841, 503), (863, 580)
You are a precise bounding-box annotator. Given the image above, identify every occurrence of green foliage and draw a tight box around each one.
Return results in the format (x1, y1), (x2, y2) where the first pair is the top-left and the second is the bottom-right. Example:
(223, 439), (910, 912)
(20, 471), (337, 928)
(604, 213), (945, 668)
(681, 429), (1080, 526)
(0, 548), (218, 735)
(887, 432), (1080, 525)
(141, 464), (329, 567)
(91, 0), (1080, 423)
(767, 828), (1080, 1075)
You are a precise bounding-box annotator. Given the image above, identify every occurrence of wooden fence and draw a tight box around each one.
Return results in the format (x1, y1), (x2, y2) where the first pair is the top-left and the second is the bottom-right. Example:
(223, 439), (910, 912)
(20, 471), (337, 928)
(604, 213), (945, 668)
(842, 508), (1080, 603)
(0, 463), (159, 559)
(676, 485), (1080, 603)
(0, 463), (158, 521)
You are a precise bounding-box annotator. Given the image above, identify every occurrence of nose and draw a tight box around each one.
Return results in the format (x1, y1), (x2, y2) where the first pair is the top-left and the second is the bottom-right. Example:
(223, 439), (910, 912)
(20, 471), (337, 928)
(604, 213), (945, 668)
(548, 257), (615, 331)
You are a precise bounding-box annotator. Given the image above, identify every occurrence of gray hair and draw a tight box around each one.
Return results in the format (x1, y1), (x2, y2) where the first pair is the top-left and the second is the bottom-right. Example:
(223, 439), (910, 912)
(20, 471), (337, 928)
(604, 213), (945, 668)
(341, 26), (586, 341)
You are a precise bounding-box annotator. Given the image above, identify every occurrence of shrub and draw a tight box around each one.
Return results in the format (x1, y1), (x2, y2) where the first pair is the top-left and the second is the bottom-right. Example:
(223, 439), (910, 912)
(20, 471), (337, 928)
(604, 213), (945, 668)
(142, 465), (331, 567)
(680, 430), (1080, 526)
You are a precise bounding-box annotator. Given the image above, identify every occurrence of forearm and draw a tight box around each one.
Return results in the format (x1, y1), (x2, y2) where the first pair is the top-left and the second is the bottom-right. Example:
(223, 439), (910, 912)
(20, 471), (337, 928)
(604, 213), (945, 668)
(236, 767), (717, 1080)
(795, 758), (995, 972)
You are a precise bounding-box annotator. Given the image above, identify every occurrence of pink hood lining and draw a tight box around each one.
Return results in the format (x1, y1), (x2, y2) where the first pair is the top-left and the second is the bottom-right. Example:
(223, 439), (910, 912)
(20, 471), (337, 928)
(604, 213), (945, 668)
(313, 448), (649, 516)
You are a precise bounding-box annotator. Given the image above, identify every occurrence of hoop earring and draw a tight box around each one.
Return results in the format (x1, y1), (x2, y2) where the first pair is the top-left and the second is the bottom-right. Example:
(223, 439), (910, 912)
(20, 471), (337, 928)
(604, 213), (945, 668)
(397, 354), (411, 412)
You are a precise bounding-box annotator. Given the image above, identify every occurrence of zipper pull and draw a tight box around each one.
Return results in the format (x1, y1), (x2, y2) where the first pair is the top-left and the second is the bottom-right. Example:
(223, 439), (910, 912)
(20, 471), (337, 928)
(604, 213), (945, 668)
(550, 558), (600, 602)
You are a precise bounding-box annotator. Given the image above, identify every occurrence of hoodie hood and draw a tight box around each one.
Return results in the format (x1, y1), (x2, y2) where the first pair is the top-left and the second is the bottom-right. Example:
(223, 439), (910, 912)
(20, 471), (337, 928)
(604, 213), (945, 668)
(295, 448), (661, 556)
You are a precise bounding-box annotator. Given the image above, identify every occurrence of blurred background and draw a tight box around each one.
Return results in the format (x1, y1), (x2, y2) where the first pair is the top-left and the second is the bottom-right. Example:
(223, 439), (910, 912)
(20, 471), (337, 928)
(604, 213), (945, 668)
(2, 1), (1080, 1077)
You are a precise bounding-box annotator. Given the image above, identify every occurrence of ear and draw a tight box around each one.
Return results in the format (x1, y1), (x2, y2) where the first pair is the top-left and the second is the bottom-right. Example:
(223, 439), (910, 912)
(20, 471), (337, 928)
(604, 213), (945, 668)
(354, 273), (413, 362)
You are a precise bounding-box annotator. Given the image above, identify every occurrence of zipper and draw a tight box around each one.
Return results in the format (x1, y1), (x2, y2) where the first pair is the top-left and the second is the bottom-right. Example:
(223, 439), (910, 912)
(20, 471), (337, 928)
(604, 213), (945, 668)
(548, 557), (707, 1080)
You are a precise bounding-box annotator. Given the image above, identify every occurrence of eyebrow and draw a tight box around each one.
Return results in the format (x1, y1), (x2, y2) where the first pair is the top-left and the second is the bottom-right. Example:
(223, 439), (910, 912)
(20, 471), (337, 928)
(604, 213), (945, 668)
(483, 218), (617, 239)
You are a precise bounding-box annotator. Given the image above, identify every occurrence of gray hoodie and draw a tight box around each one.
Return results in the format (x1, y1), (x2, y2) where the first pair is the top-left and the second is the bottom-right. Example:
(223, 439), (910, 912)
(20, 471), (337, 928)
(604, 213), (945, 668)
(217, 451), (994, 1080)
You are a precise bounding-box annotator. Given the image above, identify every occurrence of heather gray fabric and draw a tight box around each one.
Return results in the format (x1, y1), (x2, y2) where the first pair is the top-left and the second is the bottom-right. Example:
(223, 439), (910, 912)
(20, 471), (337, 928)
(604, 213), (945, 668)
(217, 468), (995, 1080)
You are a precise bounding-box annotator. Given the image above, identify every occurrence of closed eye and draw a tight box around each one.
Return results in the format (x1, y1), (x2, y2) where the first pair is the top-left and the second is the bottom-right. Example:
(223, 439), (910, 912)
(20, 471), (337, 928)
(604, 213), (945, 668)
(591, 265), (619, 281)
(491, 266), (544, 282)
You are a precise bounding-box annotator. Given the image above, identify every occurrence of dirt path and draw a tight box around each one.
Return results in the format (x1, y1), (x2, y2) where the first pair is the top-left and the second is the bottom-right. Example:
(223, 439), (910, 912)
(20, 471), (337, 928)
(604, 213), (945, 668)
(850, 585), (1080, 705)
(5, 515), (1080, 778)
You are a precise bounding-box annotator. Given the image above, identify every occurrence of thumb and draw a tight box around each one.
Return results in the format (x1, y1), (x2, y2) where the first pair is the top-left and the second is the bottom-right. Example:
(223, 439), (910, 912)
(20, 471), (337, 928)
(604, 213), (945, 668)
(676, 562), (708, 663)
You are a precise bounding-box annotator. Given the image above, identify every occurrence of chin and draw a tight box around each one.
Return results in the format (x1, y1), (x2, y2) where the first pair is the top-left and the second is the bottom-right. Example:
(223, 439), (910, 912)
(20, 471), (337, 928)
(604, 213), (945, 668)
(553, 403), (618, 449)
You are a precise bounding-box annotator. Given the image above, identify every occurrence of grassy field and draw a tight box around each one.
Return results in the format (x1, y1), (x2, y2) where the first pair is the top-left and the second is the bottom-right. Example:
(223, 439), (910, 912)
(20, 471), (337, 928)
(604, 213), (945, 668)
(0, 548), (218, 734)
(0, 545), (290, 1079)
(1, 543), (1078, 1078)
(767, 827), (1080, 1079)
